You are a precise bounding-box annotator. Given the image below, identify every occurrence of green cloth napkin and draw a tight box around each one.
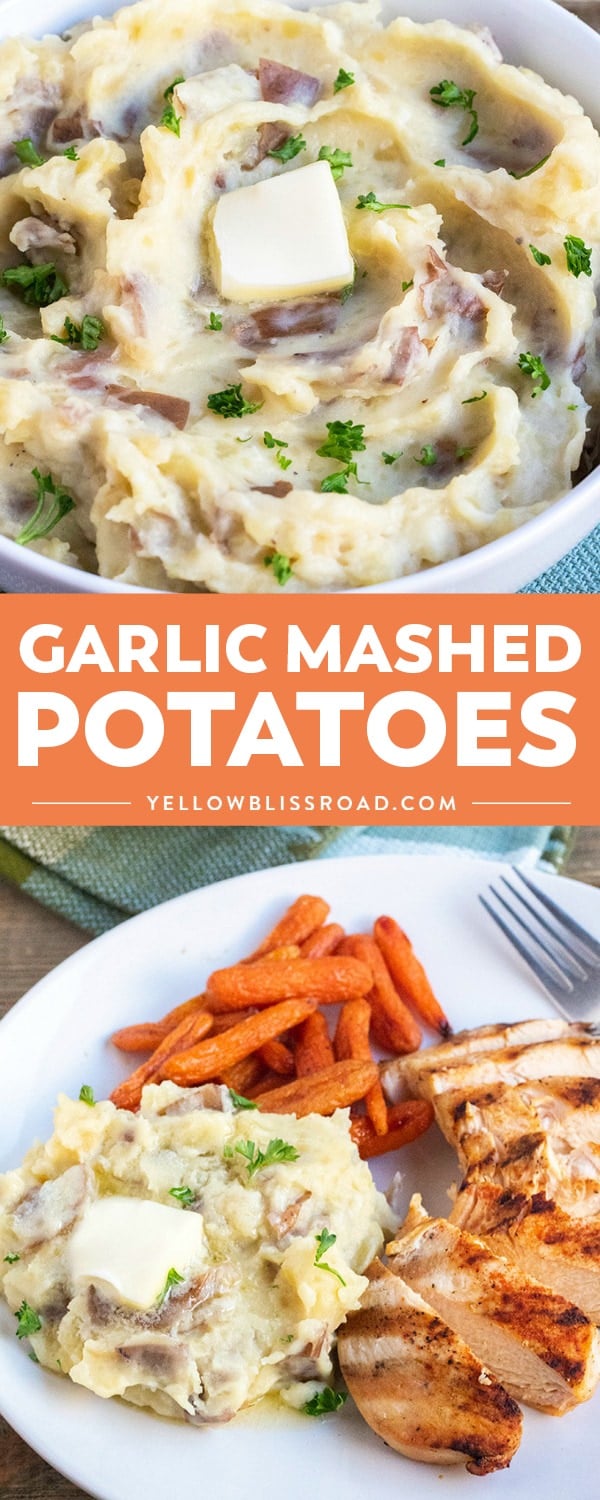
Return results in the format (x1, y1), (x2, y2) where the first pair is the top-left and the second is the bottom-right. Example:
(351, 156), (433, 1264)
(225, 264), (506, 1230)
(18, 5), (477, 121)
(0, 825), (574, 935)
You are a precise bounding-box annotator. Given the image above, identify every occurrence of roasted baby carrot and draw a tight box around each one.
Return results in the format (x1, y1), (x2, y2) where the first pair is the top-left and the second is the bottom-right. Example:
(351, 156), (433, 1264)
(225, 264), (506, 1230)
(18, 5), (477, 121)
(256, 1059), (378, 1117)
(220, 1055), (264, 1095)
(350, 1099), (434, 1158)
(111, 1022), (166, 1053)
(299, 923), (345, 958)
(111, 1008), (214, 1111)
(339, 934), (421, 1054)
(259, 1039), (295, 1076)
(209, 1008), (257, 1035)
(245, 896), (330, 961)
(162, 997), (316, 1086)
(206, 956), (371, 1010)
(334, 999), (387, 1135)
(374, 916), (451, 1037)
(295, 1011), (335, 1076)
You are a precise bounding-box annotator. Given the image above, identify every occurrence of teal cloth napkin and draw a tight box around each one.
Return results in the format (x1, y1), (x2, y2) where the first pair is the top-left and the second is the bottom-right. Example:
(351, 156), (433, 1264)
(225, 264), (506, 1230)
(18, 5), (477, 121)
(0, 825), (573, 935)
(525, 524), (600, 592)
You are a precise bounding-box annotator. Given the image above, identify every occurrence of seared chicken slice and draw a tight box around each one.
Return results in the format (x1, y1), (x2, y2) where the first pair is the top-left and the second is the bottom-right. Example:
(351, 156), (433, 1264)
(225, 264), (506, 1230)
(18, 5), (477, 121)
(387, 1196), (600, 1414)
(337, 1259), (522, 1475)
(383, 1021), (593, 1102)
(451, 1184), (600, 1325)
(386, 1038), (600, 1108)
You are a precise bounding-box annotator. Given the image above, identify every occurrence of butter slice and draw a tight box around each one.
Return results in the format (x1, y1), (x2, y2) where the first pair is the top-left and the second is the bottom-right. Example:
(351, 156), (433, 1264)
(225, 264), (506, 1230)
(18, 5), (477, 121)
(212, 159), (353, 303)
(69, 1196), (205, 1310)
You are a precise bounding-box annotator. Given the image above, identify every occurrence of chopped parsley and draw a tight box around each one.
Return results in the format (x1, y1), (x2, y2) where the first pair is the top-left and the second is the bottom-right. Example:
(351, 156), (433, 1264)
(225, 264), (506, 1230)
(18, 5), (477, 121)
(567, 402), (579, 411)
(509, 154), (550, 179)
(160, 76), (184, 135)
(276, 452), (292, 470)
(263, 431), (288, 450)
(15, 468), (75, 546)
(415, 444), (437, 467)
(333, 68), (355, 93)
(51, 314), (104, 350)
(356, 191), (409, 212)
(4, 1253), (19, 1264)
(207, 384), (263, 419)
(0, 314), (8, 344)
(15, 1301), (42, 1339)
(314, 1229), (346, 1286)
(13, 138), (45, 167)
(564, 234), (592, 279)
(157, 1267), (185, 1305)
(304, 1387), (347, 1415)
(429, 80), (478, 146)
(264, 552), (293, 586)
(462, 390), (487, 404)
(228, 1088), (258, 1111)
(530, 245), (551, 267)
(317, 419), (366, 465)
(206, 311), (222, 331)
(318, 145), (353, 180)
(79, 1084), (95, 1106)
(434, 157), (446, 167)
(233, 1137), (300, 1177)
(320, 469), (351, 493)
(401, 279), (414, 292)
(63, 146), (79, 161)
(518, 350), (551, 394)
(268, 133), (306, 162)
(2, 261), (68, 307)
(169, 1185), (195, 1206)
(456, 445), (474, 461)
(382, 450), (402, 464)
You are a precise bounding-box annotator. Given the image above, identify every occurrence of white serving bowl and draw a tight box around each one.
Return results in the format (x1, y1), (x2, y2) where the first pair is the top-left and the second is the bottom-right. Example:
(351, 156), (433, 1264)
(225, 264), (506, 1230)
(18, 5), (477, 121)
(0, 0), (597, 593)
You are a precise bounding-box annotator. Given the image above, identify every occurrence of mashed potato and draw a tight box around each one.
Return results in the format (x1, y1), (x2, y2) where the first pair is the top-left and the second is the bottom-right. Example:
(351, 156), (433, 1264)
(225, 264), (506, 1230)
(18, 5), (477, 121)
(0, 0), (598, 589)
(0, 1083), (392, 1423)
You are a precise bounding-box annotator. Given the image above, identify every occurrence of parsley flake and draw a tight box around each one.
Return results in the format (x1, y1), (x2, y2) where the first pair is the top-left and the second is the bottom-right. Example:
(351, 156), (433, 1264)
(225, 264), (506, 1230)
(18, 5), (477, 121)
(356, 191), (410, 212)
(518, 350), (551, 394)
(63, 146), (79, 161)
(401, 279), (414, 292)
(2, 261), (68, 307)
(160, 80), (184, 136)
(434, 157), (446, 167)
(264, 552), (293, 586)
(234, 1137), (299, 1177)
(228, 1088), (258, 1111)
(462, 390), (487, 404)
(317, 418), (366, 465)
(263, 432), (288, 450)
(415, 444), (437, 467)
(456, 445), (474, 461)
(4, 1253), (19, 1264)
(164, 76), (184, 102)
(207, 384), (263, 419)
(157, 1267), (185, 1305)
(206, 311), (222, 330)
(564, 235), (592, 279)
(320, 470), (350, 493)
(13, 138), (45, 167)
(314, 1229), (346, 1286)
(333, 68), (355, 93)
(318, 145), (353, 180)
(15, 1301), (42, 1340)
(429, 80), (478, 146)
(382, 450), (402, 464)
(277, 452), (292, 470)
(51, 315), (104, 351)
(530, 245), (551, 267)
(169, 1186), (195, 1206)
(15, 468), (75, 546)
(304, 1387), (347, 1415)
(79, 1084), (95, 1106)
(0, 314), (9, 344)
(509, 154), (550, 179)
(268, 133), (306, 163)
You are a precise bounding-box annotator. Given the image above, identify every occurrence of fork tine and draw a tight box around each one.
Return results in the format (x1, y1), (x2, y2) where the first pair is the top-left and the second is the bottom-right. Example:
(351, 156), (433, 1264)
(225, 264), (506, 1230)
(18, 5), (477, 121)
(512, 868), (600, 965)
(479, 894), (575, 1003)
(487, 885), (582, 986)
(498, 877), (588, 979)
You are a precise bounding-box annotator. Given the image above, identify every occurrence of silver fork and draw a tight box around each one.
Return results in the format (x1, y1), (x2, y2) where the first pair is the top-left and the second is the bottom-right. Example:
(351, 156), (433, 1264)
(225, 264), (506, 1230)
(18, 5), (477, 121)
(479, 866), (600, 1020)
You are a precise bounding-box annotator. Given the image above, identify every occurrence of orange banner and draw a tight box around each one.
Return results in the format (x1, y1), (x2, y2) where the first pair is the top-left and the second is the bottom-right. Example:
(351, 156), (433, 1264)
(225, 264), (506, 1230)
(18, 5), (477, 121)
(1, 594), (595, 826)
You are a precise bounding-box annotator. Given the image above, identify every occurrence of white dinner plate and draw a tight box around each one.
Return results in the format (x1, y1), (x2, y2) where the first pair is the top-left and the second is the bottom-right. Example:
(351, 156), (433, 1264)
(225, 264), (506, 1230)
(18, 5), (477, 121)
(1, 852), (600, 1500)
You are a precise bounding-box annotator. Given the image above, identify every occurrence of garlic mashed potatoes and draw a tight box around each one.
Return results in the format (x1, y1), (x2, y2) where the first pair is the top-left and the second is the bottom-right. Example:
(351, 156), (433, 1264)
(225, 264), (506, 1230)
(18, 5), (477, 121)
(0, 0), (598, 589)
(0, 1083), (391, 1423)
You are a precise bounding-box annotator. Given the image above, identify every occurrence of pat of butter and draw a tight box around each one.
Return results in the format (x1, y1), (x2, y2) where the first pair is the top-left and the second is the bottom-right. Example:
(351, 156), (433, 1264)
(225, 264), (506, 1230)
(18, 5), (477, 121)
(69, 1196), (205, 1310)
(212, 159), (354, 303)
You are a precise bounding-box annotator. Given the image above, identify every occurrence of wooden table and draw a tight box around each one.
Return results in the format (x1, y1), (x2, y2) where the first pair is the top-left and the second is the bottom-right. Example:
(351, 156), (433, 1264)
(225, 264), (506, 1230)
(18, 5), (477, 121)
(0, 826), (600, 1496)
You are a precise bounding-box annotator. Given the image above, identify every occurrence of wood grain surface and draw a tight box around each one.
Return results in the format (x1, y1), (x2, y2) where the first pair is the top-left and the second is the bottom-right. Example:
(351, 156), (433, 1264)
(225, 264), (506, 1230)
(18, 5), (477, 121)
(1, 829), (600, 1496)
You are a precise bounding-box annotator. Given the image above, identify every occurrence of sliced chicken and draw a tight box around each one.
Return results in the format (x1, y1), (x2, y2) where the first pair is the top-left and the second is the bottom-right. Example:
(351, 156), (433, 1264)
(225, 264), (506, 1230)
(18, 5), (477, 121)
(337, 1259), (522, 1475)
(387, 1196), (600, 1414)
(388, 1038), (600, 1108)
(382, 1020), (593, 1103)
(451, 1184), (600, 1325)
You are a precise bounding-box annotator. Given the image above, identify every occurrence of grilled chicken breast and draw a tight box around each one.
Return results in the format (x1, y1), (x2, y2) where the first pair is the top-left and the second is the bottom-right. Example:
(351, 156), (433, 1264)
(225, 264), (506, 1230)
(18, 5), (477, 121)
(387, 1196), (600, 1414)
(383, 1021), (595, 1103)
(337, 1259), (523, 1475)
(451, 1184), (600, 1325)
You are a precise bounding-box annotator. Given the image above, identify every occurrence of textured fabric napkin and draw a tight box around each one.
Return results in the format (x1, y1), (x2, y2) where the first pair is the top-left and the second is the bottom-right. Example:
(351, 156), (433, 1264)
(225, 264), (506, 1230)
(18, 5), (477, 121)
(525, 524), (600, 593)
(0, 825), (573, 935)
